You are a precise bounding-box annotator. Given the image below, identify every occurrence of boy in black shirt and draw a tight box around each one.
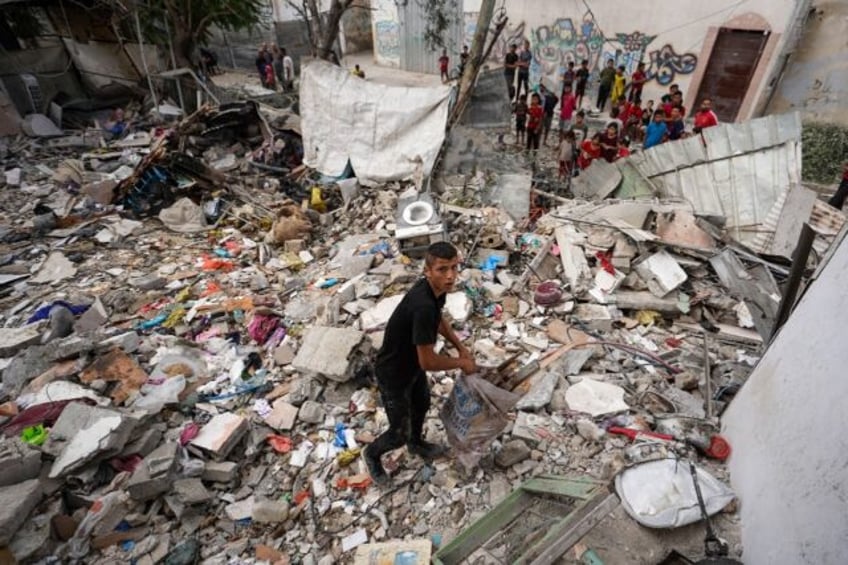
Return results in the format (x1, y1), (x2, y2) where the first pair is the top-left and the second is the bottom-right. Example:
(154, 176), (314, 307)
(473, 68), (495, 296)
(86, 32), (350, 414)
(575, 59), (590, 111)
(365, 243), (477, 485)
(504, 44), (518, 101)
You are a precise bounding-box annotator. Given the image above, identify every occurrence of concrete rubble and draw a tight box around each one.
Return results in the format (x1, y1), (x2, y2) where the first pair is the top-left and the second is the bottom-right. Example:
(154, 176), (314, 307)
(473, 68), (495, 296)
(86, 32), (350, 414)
(0, 69), (838, 565)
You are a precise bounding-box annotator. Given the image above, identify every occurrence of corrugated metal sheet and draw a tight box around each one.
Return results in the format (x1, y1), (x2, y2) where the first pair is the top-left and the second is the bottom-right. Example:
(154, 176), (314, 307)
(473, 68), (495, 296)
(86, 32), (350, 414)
(398, 0), (464, 74)
(625, 112), (803, 247)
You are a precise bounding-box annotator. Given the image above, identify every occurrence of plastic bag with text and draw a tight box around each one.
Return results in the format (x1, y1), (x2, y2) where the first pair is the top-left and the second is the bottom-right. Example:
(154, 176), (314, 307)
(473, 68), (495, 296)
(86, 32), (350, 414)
(440, 373), (520, 471)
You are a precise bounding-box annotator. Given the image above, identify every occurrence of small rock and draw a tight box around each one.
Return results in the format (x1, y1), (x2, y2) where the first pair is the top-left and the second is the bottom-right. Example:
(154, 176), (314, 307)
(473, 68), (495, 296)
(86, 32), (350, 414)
(495, 439), (531, 468)
(252, 498), (289, 523)
(298, 400), (325, 425)
(576, 418), (606, 441)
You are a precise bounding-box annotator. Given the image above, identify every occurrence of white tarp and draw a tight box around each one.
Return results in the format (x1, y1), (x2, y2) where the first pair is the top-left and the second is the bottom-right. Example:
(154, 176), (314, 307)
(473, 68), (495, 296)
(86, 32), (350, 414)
(300, 60), (452, 186)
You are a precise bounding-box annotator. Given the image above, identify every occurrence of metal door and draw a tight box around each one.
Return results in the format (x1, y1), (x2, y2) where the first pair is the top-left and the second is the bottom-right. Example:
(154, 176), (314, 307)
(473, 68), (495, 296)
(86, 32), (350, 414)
(398, 0), (464, 74)
(695, 28), (769, 122)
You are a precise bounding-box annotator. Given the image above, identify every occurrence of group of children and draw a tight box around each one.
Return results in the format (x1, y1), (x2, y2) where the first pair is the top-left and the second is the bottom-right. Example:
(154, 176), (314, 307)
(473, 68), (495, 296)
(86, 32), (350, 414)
(512, 60), (721, 182)
(438, 46), (470, 83)
(255, 43), (295, 92)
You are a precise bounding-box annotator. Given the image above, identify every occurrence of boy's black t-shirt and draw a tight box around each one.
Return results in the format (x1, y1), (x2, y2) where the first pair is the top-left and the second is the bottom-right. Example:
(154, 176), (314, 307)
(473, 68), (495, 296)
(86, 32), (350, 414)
(505, 52), (518, 76)
(375, 278), (445, 382)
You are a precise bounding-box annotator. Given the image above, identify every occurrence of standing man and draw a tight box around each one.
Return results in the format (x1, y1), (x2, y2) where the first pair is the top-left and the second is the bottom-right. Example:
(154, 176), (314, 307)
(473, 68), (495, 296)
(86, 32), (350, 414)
(693, 98), (719, 133)
(459, 45), (470, 76)
(516, 40), (532, 101)
(628, 62), (647, 104)
(540, 84), (558, 146)
(597, 58), (616, 113)
(281, 48), (294, 92)
(504, 44), (518, 101)
(574, 59), (590, 110)
(365, 243), (477, 485)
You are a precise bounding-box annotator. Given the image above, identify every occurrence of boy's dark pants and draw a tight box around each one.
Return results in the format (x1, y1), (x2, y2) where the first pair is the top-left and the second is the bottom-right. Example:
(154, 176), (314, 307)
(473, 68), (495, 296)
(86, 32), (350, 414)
(828, 179), (848, 210)
(597, 84), (611, 111)
(369, 370), (430, 459)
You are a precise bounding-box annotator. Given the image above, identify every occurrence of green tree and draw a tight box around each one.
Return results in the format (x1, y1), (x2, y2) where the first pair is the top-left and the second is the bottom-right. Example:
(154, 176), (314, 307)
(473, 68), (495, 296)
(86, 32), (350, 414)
(131, 0), (265, 68)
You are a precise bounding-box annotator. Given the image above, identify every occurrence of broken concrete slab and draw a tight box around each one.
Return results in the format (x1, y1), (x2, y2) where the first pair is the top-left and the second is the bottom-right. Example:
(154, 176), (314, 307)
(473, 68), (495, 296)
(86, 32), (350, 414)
(292, 326), (365, 381)
(511, 411), (552, 444)
(515, 371), (559, 411)
(264, 399), (298, 431)
(127, 442), (179, 501)
(252, 498), (290, 523)
(572, 158), (622, 199)
(359, 295), (403, 331)
(0, 436), (42, 487)
(173, 478), (212, 505)
(565, 379), (630, 417)
(189, 412), (248, 459)
(635, 250), (688, 297)
(46, 403), (136, 478)
(0, 325), (42, 357)
(0, 479), (42, 545)
(709, 249), (780, 340)
(445, 291), (472, 323)
(30, 252), (77, 284)
(74, 297), (109, 333)
(611, 290), (685, 315)
(655, 210), (717, 250)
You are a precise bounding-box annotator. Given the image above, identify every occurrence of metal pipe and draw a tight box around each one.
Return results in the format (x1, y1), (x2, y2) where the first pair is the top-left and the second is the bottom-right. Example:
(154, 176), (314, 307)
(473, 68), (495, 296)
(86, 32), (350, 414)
(133, 10), (159, 117)
(772, 222), (816, 339)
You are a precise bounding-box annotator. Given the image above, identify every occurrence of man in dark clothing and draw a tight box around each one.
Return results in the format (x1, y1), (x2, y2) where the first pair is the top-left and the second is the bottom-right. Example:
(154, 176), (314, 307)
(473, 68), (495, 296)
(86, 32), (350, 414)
(365, 243), (477, 485)
(516, 40), (532, 101)
(597, 58), (615, 113)
(540, 84), (559, 146)
(504, 44), (518, 101)
(575, 59), (590, 110)
(828, 161), (848, 210)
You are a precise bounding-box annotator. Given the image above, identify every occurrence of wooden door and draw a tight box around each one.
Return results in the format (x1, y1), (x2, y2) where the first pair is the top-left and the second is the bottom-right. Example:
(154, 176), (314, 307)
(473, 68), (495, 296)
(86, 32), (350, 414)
(695, 28), (769, 122)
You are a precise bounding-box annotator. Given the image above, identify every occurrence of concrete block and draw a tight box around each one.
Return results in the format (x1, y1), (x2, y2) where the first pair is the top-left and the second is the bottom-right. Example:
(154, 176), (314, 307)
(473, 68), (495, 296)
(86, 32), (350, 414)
(264, 400), (298, 431)
(0, 479), (42, 545)
(635, 250), (688, 298)
(173, 478), (212, 505)
(292, 326), (365, 381)
(190, 413), (248, 459)
(573, 304), (615, 332)
(252, 498), (289, 523)
(202, 461), (238, 483)
(0, 436), (42, 487)
(127, 442), (179, 501)
(445, 292), (472, 323)
(298, 400), (325, 424)
(120, 424), (166, 458)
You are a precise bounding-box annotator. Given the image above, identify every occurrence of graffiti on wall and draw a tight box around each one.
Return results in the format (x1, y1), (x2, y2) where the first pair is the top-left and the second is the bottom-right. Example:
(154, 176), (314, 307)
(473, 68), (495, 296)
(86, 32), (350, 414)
(374, 20), (400, 60)
(473, 14), (698, 89)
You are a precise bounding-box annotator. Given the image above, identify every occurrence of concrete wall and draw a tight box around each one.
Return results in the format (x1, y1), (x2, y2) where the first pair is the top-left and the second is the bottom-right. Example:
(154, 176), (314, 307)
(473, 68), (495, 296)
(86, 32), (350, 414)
(722, 230), (848, 565)
(208, 1), (277, 71)
(765, 0), (848, 126)
(0, 40), (86, 115)
(372, 0), (807, 120)
(371, 0), (400, 68)
(340, 0), (373, 55)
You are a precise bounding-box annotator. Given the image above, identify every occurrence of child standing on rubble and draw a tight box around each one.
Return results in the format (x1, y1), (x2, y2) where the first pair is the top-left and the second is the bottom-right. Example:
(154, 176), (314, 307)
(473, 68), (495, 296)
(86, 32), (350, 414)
(514, 95), (528, 146)
(439, 49), (450, 83)
(365, 242), (477, 485)
(526, 92), (544, 153)
(558, 129), (576, 180)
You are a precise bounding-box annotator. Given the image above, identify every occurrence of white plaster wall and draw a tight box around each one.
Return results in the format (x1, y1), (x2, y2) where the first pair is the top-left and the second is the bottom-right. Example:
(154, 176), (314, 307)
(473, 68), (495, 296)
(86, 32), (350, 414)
(367, 0), (799, 110)
(722, 233), (848, 565)
(371, 0), (400, 68)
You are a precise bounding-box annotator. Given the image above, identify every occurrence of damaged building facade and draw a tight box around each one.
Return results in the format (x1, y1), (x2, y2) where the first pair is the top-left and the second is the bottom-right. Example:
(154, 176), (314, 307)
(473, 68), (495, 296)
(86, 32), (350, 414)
(369, 0), (811, 122)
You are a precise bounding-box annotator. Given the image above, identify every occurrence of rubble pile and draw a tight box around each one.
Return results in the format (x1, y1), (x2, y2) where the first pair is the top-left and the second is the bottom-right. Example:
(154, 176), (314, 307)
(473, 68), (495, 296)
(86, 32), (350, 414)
(0, 97), (812, 564)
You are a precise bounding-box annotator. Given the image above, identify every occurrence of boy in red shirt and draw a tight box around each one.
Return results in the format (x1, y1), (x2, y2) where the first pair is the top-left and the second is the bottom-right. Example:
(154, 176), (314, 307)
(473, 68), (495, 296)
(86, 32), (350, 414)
(526, 92), (544, 152)
(559, 84), (577, 134)
(628, 62), (647, 104)
(438, 49), (449, 83)
(828, 161), (848, 210)
(693, 98), (719, 132)
(577, 133), (603, 169)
